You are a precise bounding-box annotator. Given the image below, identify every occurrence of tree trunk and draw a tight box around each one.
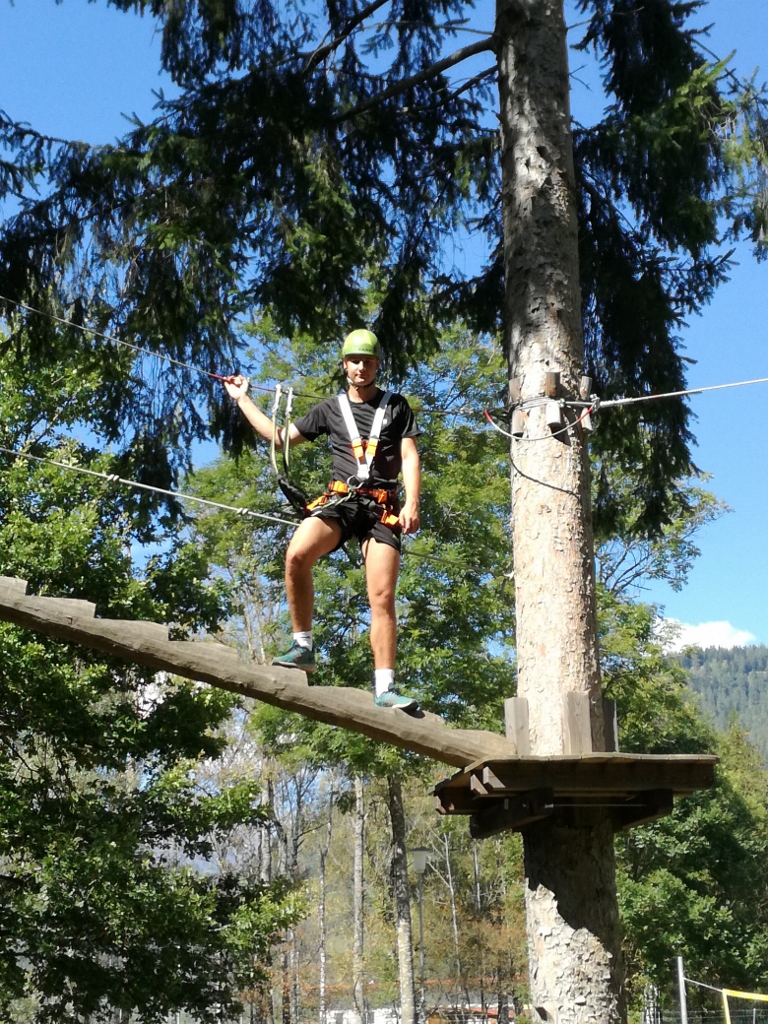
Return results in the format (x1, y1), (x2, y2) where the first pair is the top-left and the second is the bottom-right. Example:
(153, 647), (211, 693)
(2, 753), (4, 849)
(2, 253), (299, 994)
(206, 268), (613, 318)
(387, 774), (417, 1024)
(496, 0), (623, 1020)
(351, 774), (366, 1024)
(319, 794), (332, 1024)
(442, 833), (468, 1006)
(472, 840), (487, 1016)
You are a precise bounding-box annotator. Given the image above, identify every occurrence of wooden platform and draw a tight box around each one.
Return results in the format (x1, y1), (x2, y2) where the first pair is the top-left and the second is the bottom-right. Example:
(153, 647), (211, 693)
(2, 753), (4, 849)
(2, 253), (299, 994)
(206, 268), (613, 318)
(434, 753), (718, 837)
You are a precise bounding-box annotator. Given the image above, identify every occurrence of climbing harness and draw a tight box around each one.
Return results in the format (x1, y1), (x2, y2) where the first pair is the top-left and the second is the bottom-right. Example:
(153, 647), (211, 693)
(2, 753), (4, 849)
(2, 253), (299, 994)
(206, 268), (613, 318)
(270, 384), (310, 518)
(305, 480), (401, 528)
(304, 391), (400, 530)
(336, 390), (392, 486)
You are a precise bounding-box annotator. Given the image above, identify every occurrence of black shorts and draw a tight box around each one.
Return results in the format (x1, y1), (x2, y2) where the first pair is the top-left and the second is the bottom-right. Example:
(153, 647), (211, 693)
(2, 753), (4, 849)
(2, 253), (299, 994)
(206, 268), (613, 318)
(310, 494), (402, 553)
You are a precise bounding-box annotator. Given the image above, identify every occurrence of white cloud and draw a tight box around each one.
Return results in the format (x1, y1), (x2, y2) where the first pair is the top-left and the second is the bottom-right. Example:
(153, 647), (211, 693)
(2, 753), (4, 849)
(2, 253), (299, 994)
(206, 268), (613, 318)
(659, 618), (758, 653)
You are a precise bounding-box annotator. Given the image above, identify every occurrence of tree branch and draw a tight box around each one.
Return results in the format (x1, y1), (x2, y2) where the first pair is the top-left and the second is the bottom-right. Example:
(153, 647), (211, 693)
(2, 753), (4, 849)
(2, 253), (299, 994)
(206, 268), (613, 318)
(333, 36), (496, 124)
(303, 0), (393, 72)
(0, 112), (94, 151)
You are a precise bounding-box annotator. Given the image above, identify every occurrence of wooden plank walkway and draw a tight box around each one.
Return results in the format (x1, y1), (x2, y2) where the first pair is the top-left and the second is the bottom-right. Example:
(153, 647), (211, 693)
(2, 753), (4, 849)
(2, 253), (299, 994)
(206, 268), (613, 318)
(0, 576), (514, 769)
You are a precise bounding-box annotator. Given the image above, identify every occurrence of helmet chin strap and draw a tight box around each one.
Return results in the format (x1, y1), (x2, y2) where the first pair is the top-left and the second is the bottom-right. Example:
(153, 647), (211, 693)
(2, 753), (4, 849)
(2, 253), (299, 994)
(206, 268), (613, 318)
(347, 378), (377, 395)
(344, 366), (378, 389)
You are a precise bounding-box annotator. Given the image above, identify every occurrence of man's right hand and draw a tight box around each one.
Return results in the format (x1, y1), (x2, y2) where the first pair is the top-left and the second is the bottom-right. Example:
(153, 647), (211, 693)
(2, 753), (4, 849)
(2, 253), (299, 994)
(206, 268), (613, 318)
(223, 374), (249, 401)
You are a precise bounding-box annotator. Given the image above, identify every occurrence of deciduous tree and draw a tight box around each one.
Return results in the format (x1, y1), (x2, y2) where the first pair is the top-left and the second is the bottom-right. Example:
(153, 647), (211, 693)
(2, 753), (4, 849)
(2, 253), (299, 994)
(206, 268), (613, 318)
(0, 353), (302, 1023)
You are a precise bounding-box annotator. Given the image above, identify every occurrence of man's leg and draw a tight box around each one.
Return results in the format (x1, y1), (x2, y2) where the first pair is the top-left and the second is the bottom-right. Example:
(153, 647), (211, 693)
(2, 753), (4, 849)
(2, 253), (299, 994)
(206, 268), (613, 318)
(273, 516), (343, 672)
(363, 538), (418, 711)
(285, 516), (343, 631)
(362, 537), (400, 669)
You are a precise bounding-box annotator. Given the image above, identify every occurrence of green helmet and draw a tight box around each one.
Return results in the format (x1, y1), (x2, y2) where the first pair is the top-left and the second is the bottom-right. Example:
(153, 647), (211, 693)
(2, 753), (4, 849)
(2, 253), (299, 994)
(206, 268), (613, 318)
(342, 329), (380, 359)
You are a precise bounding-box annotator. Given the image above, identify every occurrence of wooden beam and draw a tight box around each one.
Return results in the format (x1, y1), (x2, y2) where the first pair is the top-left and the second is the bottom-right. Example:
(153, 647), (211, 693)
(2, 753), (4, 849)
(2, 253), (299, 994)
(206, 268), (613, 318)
(473, 754), (716, 796)
(0, 576), (515, 770)
(470, 788), (555, 839)
(614, 789), (674, 830)
(563, 691), (592, 754)
(504, 696), (531, 755)
(433, 751), (718, 820)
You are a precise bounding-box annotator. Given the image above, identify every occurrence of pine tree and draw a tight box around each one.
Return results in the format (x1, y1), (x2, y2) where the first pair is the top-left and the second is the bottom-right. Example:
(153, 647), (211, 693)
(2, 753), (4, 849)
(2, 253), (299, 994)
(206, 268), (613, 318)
(2, 2), (767, 1018)
(0, 349), (302, 1022)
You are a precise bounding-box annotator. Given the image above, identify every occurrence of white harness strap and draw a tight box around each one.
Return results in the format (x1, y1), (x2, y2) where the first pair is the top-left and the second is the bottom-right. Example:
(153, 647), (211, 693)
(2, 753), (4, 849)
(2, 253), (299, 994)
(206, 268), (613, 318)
(337, 390), (392, 483)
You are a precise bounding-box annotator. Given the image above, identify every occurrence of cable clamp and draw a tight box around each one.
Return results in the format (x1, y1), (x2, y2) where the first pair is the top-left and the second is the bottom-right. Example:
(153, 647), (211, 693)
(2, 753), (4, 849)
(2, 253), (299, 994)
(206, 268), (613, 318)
(270, 383), (283, 417)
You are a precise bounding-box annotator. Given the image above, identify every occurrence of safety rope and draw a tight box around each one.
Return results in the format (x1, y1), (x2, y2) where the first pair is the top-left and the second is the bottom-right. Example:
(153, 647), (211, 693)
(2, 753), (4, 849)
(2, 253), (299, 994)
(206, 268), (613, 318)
(0, 445), (296, 528)
(0, 444), (497, 578)
(598, 376), (768, 408)
(0, 293), (325, 399)
(484, 406), (595, 442)
(4, 291), (768, 426)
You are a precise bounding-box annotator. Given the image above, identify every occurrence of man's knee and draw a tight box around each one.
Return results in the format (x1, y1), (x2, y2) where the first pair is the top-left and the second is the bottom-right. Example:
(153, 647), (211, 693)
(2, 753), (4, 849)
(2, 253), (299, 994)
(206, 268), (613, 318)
(369, 585), (396, 613)
(286, 520), (341, 573)
(368, 571), (397, 617)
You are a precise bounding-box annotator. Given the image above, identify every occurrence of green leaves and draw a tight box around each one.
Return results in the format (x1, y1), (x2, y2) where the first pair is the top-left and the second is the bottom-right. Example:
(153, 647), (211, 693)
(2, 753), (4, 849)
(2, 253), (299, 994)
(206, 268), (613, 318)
(600, 590), (768, 1011)
(0, 354), (302, 1022)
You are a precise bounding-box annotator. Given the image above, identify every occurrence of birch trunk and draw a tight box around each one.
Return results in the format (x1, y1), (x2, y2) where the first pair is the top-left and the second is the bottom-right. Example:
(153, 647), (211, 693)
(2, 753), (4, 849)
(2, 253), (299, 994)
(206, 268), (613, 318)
(387, 774), (417, 1024)
(472, 841), (487, 1015)
(496, 0), (623, 1019)
(442, 833), (468, 1006)
(351, 775), (366, 1024)
(318, 780), (334, 1024)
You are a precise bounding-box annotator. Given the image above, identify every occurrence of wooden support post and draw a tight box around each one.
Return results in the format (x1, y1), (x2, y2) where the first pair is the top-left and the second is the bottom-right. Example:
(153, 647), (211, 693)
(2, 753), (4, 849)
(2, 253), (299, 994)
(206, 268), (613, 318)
(470, 788), (554, 840)
(511, 408), (527, 438)
(615, 789), (674, 830)
(545, 401), (564, 433)
(544, 371), (560, 398)
(504, 697), (530, 756)
(563, 692), (592, 754)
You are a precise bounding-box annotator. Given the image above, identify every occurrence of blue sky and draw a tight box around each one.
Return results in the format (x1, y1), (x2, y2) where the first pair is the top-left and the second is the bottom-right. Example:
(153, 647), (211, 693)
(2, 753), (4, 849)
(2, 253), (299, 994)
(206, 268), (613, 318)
(1, 0), (766, 648)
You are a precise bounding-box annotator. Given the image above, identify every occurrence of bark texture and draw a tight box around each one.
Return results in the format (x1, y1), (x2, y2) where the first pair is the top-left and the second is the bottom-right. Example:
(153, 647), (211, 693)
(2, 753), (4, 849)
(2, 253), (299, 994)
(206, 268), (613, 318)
(351, 775), (366, 1024)
(496, 0), (623, 1018)
(523, 820), (622, 1023)
(387, 774), (417, 1024)
(318, 778), (335, 1024)
(498, 0), (602, 752)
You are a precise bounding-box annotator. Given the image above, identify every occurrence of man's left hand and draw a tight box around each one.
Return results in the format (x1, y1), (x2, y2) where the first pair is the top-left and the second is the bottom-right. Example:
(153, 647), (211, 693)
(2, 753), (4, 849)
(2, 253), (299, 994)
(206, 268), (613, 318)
(399, 503), (420, 535)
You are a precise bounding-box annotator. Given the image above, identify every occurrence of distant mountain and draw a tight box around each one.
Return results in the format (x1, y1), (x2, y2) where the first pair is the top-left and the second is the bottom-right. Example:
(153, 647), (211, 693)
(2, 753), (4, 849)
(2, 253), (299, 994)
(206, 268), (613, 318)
(679, 645), (768, 761)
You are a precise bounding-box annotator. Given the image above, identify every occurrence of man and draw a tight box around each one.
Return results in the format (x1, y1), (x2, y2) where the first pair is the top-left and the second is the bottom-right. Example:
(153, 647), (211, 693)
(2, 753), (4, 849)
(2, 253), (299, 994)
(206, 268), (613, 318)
(224, 329), (421, 712)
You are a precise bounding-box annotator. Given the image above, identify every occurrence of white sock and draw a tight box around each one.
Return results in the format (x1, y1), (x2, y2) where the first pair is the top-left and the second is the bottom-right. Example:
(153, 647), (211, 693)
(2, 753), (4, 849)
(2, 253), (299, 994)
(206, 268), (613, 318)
(293, 631), (313, 651)
(374, 668), (396, 697)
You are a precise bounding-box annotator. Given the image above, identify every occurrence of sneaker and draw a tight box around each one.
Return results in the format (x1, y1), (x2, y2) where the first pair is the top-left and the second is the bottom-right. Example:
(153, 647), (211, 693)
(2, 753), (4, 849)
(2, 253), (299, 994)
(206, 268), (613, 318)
(271, 642), (317, 673)
(374, 689), (419, 712)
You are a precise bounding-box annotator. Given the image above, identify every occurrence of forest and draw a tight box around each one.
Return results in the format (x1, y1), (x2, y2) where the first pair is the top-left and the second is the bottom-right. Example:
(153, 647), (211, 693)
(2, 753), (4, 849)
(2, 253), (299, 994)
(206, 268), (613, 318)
(2, 337), (768, 1023)
(1, 0), (768, 1022)
(682, 645), (768, 761)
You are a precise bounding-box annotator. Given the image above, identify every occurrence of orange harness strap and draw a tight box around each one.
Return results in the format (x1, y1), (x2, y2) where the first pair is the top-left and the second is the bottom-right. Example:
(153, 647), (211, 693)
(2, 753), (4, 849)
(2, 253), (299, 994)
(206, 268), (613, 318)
(306, 481), (400, 529)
